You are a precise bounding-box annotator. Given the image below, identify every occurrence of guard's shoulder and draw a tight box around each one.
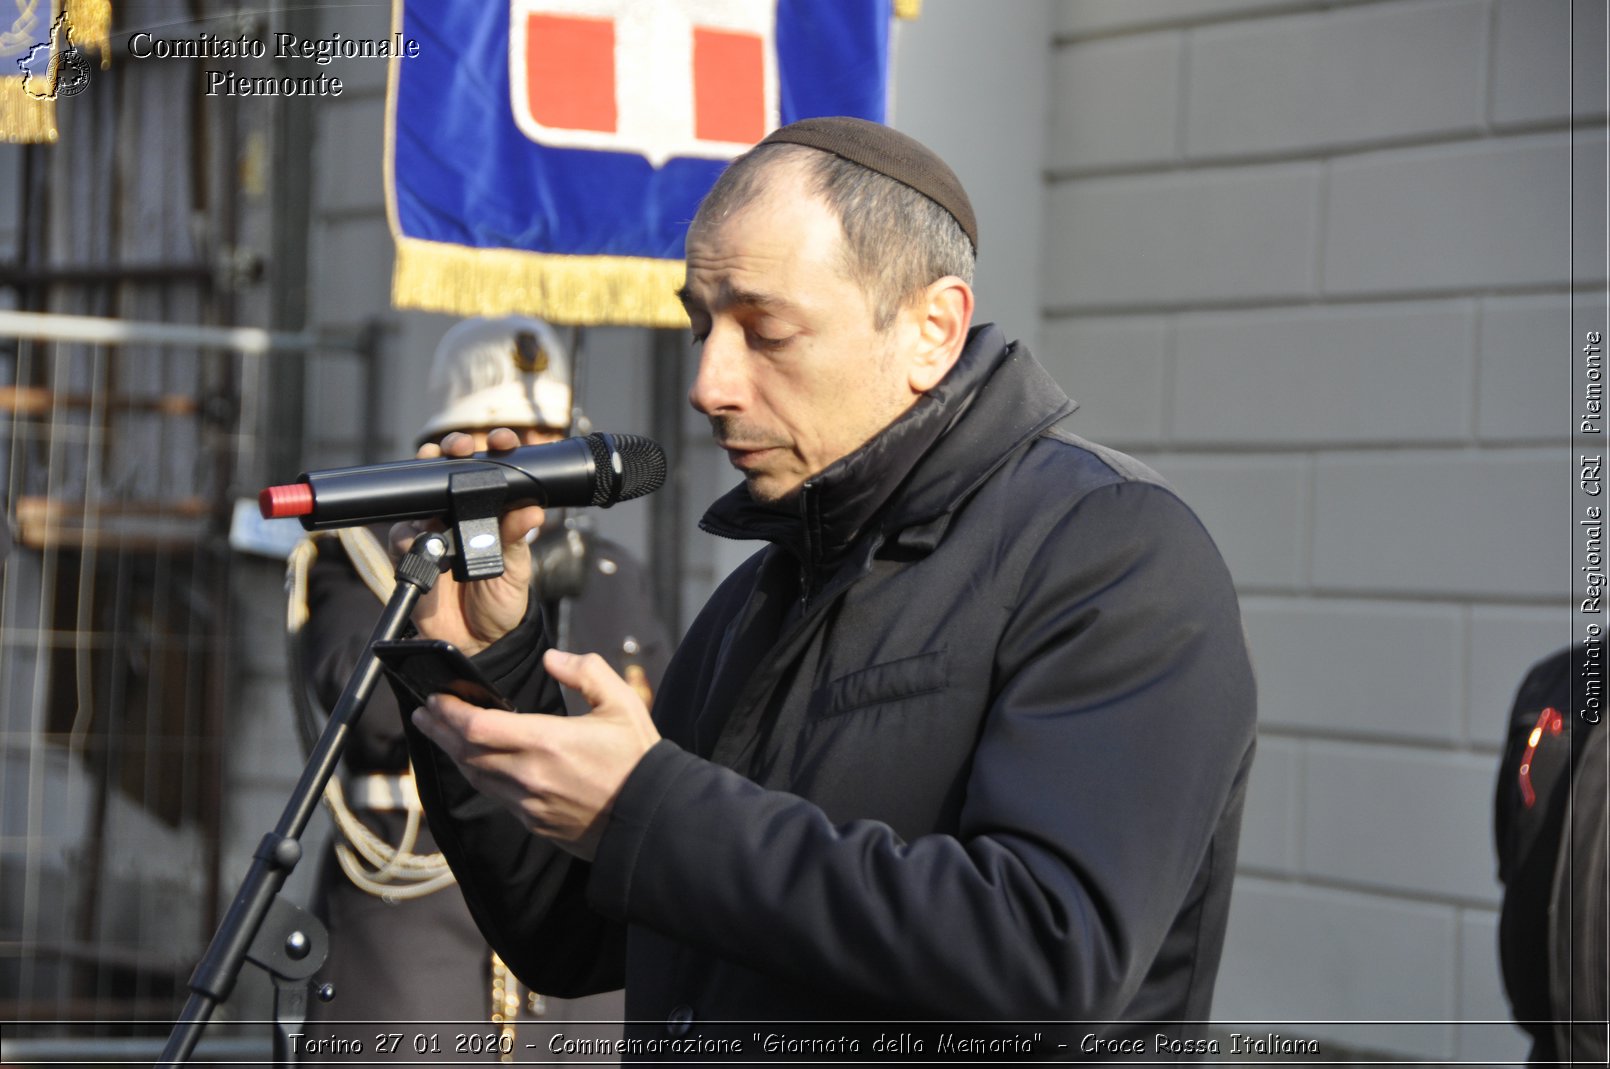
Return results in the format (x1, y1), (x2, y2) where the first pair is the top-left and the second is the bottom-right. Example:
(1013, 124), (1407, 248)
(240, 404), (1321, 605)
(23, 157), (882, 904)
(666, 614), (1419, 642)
(585, 535), (649, 582)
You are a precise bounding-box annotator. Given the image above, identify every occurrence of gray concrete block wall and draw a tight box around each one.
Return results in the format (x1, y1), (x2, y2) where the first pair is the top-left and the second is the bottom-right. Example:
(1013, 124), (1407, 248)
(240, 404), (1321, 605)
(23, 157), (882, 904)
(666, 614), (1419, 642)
(1171, 302), (1476, 444)
(1057, 0), (1358, 38)
(1241, 597), (1467, 742)
(1324, 133), (1602, 293)
(1479, 296), (1604, 440)
(1214, 877), (1461, 1058)
(1046, 0), (1605, 1058)
(1492, 0), (1608, 125)
(1184, 0), (1489, 156)
(1046, 163), (1322, 307)
(1049, 33), (1183, 170)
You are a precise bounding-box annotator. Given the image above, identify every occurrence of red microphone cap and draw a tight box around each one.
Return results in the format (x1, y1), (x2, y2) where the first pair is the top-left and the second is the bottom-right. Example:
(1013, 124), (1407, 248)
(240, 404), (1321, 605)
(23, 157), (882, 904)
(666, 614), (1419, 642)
(260, 482), (314, 519)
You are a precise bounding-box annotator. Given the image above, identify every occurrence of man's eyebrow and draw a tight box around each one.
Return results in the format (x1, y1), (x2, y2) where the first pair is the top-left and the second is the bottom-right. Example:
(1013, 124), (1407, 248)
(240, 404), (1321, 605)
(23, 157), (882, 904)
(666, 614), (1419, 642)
(675, 282), (799, 315)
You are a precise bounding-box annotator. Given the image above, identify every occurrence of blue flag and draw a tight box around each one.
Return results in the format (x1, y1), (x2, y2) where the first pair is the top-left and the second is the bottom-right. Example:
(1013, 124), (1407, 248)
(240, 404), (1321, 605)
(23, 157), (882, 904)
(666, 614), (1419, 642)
(387, 0), (902, 326)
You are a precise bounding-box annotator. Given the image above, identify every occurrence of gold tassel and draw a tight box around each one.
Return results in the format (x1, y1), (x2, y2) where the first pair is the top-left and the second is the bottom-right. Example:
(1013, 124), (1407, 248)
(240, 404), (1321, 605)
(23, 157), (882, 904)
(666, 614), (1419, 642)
(392, 236), (691, 329)
(65, 0), (112, 67)
(894, 0), (922, 19)
(0, 78), (56, 143)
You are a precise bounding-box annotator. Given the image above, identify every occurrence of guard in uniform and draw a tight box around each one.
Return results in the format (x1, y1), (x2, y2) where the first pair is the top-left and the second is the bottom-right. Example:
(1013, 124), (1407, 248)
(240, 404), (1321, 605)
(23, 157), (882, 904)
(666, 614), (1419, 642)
(290, 318), (671, 1062)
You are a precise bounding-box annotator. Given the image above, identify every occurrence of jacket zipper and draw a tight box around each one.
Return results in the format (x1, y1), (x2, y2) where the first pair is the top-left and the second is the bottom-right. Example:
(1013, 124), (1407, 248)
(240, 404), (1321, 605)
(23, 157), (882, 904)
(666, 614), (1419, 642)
(798, 480), (816, 611)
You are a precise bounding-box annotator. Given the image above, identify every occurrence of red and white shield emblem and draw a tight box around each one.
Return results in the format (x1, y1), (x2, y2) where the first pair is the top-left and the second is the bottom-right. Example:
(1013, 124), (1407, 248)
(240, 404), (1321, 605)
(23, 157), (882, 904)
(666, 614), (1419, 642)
(510, 0), (779, 167)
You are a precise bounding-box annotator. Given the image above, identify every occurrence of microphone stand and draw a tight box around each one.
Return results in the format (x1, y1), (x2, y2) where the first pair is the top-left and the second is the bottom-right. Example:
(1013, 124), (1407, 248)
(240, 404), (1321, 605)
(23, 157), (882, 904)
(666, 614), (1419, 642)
(159, 530), (457, 1066)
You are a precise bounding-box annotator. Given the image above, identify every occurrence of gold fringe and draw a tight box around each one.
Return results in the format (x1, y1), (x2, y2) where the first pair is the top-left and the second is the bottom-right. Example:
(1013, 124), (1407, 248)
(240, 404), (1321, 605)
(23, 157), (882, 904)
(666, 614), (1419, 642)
(894, 0), (922, 20)
(490, 953), (521, 1063)
(0, 78), (56, 143)
(392, 236), (691, 328)
(65, 0), (112, 67)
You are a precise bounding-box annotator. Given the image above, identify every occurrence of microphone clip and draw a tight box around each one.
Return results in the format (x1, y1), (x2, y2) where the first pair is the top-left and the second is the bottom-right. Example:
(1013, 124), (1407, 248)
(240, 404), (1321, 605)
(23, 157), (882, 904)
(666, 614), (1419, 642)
(446, 468), (507, 582)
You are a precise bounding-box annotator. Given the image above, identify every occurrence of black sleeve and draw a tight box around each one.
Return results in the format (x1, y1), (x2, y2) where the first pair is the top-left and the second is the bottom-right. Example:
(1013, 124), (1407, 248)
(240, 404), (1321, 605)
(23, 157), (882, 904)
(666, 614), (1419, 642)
(401, 597), (629, 998)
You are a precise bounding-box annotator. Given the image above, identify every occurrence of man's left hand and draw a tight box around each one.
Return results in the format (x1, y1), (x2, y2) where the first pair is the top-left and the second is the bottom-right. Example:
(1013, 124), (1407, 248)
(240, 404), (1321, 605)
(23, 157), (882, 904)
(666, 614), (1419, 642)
(411, 649), (661, 860)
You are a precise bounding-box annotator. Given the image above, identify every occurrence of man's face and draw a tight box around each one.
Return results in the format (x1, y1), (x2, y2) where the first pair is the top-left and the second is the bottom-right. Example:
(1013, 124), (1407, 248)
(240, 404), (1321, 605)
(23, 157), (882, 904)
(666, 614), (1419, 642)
(681, 164), (923, 504)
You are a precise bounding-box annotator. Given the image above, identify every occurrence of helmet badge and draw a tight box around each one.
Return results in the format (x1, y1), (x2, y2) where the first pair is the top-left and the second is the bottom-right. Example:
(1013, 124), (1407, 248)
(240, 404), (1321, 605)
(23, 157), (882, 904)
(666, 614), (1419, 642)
(513, 330), (549, 374)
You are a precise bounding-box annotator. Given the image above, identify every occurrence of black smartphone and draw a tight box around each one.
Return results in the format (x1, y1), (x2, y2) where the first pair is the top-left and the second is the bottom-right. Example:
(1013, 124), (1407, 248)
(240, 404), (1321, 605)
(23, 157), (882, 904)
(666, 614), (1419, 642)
(372, 638), (517, 712)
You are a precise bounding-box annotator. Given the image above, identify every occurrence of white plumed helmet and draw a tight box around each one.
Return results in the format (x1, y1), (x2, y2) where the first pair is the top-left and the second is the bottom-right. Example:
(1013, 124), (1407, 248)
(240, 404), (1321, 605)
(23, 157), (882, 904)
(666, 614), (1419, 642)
(416, 316), (571, 445)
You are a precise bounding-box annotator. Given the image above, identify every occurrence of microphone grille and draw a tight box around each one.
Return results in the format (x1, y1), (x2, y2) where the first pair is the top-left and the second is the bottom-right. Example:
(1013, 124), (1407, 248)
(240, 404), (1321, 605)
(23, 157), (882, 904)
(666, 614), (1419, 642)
(611, 434), (668, 502)
(585, 433), (668, 506)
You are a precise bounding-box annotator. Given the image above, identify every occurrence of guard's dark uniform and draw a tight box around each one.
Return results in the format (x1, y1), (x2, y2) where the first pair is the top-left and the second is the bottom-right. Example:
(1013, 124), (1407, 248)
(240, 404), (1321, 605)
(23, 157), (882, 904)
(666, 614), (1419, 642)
(1494, 646), (1608, 1065)
(297, 527), (670, 1063)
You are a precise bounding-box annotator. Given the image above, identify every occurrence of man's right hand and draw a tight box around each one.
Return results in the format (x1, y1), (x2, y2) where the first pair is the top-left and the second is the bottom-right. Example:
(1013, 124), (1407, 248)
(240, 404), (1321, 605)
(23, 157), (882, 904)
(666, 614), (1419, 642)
(391, 428), (545, 657)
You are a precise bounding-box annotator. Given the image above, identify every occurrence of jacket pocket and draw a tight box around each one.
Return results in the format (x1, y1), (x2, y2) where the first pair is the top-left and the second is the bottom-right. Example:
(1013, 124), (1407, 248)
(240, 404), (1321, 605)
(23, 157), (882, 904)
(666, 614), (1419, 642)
(812, 648), (949, 719)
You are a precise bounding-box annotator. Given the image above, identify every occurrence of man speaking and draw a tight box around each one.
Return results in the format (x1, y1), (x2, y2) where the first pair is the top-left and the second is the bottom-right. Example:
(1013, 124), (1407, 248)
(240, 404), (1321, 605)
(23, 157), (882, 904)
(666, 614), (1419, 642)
(398, 117), (1257, 1052)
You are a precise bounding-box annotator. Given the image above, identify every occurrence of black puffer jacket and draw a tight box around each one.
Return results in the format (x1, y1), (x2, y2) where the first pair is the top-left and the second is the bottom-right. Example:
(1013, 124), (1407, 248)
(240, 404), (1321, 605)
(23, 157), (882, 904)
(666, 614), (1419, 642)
(408, 325), (1258, 1055)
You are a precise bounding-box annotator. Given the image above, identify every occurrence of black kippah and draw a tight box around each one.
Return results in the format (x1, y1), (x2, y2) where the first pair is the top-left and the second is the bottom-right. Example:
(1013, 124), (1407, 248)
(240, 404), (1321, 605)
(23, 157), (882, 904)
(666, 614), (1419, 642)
(758, 116), (978, 252)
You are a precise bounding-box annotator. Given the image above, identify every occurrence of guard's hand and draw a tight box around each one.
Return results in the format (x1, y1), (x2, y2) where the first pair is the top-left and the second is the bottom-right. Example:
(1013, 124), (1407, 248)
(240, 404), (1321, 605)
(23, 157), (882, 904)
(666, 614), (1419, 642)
(411, 649), (660, 860)
(392, 428), (544, 656)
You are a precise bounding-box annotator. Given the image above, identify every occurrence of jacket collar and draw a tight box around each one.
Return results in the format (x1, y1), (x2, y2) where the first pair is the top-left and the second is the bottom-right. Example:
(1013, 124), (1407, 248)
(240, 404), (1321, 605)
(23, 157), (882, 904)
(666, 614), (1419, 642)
(699, 323), (1076, 569)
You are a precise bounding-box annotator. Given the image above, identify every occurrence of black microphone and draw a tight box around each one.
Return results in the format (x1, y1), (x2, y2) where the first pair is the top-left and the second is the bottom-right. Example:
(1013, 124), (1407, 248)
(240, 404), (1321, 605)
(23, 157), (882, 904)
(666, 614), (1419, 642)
(259, 433), (667, 530)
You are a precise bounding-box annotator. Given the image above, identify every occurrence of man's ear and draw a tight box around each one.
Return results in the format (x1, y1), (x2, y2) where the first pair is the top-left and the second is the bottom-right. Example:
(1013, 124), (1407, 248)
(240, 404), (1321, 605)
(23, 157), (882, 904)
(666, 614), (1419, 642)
(906, 276), (974, 393)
